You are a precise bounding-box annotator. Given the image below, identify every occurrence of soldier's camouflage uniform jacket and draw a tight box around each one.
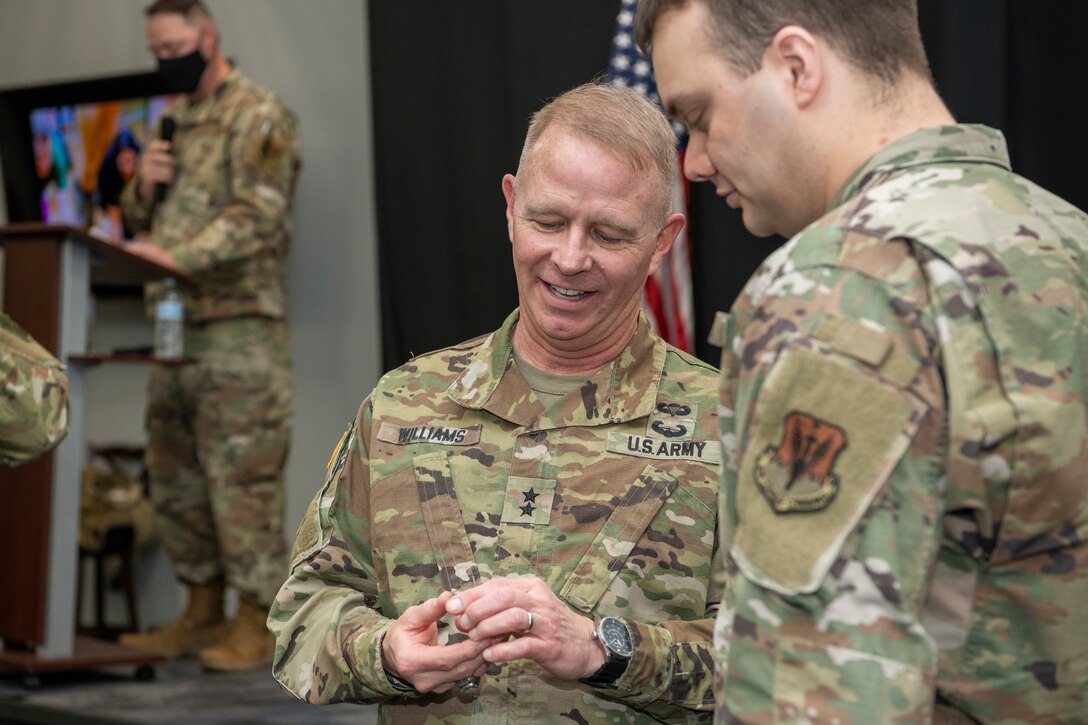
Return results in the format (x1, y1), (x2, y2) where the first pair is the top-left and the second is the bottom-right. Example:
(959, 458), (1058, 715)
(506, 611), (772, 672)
(121, 67), (300, 603)
(122, 67), (300, 323)
(711, 125), (1087, 723)
(271, 311), (725, 723)
(0, 311), (68, 465)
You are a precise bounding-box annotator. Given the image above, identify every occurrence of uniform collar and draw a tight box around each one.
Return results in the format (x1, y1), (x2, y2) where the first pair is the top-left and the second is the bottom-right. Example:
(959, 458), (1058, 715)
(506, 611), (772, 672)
(447, 309), (667, 430)
(829, 124), (1012, 211)
(174, 66), (242, 114)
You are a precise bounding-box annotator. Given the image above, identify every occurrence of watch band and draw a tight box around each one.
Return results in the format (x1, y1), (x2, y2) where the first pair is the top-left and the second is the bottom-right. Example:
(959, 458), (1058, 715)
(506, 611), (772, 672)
(579, 617), (632, 689)
(580, 650), (630, 688)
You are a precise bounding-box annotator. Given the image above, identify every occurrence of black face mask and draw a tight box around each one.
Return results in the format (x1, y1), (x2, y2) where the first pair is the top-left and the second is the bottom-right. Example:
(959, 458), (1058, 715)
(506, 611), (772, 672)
(157, 46), (207, 94)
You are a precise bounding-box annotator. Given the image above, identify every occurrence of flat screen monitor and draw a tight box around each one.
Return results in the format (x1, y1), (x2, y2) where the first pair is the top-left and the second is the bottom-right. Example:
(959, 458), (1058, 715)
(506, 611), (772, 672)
(0, 71), (173, 242)
(30, 94), (174, 240)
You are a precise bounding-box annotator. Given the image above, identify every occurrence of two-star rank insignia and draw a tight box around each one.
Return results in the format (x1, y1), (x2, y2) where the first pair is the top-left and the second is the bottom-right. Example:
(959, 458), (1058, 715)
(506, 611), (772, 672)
(501, 478), (553, 526)
(520, 487), (539, 516)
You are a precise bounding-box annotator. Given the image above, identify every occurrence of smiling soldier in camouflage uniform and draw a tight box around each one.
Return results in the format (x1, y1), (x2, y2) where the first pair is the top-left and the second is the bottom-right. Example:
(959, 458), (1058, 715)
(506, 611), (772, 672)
(119, 0), (300, 672)
(270, 83), (723, 723)
(636, 0), (1088, 722)
(0, 311), (68, 465)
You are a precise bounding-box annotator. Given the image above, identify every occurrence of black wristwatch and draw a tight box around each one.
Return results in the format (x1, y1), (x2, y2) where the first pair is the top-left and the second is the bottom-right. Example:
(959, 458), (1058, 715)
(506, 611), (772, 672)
(579, 616), (633, 689)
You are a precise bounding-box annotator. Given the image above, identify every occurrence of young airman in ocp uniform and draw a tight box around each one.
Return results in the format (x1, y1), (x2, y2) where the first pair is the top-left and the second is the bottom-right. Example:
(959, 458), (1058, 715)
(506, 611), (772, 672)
(638, 0), (1088, 720)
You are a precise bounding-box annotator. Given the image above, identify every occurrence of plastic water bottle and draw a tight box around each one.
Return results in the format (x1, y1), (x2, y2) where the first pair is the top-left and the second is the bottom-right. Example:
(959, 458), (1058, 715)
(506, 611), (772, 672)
(153, 278), (184, 360)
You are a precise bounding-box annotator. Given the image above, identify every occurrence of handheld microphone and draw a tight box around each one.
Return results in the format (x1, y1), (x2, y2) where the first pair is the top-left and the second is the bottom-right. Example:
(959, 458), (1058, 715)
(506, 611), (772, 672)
(153, 115), (176, 204)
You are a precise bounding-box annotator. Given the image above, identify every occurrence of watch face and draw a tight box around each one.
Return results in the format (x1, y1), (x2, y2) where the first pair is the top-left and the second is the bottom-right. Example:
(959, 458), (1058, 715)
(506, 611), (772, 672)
(599, 617), (633, 657)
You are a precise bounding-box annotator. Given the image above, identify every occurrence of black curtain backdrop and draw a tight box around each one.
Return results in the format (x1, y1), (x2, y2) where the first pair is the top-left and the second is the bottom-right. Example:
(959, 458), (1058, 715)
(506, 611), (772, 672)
(370, 1), (1087, 371)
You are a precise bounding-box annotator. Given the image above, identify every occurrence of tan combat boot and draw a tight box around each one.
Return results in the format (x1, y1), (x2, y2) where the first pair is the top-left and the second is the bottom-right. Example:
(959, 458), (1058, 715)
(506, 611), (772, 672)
(198, 597), (275, 672)
(118, 581), (228, 657)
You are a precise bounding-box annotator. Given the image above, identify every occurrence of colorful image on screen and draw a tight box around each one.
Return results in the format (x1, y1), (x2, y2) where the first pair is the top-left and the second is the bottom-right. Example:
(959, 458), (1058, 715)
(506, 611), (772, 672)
(30, 94), (174, 241)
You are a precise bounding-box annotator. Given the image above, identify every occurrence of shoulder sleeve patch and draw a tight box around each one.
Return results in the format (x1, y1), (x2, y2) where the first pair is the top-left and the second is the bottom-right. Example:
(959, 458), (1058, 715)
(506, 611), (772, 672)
(326, 428), (349, 471)
(733, 344), (927, 595)
(289, 494), (321, 565)
(238, 106), (298, 182)
(290, 421), (354, 567)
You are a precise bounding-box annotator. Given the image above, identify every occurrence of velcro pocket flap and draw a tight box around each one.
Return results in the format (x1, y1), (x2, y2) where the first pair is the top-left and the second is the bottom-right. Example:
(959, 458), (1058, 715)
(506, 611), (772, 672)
(413, 451), (480, 592)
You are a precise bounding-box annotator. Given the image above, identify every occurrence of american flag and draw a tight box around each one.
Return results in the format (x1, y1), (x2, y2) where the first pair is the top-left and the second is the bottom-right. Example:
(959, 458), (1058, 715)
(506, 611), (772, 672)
(607, 0), (694, 353)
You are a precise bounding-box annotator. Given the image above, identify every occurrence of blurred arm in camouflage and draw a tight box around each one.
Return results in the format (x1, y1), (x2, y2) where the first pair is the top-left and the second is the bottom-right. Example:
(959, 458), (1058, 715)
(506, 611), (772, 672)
(0, 312), (69, 465)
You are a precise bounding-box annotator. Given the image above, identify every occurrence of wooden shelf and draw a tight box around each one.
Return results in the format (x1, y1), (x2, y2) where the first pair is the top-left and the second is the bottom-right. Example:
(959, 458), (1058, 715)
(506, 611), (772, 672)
(68, 354), (190, 366)
(0, 635), (163, 676)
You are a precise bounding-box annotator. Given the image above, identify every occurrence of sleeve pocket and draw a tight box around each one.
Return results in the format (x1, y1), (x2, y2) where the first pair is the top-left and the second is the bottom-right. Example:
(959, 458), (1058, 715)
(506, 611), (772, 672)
(732, 343), (928, 596)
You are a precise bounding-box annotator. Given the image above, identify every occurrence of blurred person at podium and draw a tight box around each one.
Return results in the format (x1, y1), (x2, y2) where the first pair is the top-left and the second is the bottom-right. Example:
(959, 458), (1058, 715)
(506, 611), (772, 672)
(118, 0), (301, 673)
(0, 311), (69, 465)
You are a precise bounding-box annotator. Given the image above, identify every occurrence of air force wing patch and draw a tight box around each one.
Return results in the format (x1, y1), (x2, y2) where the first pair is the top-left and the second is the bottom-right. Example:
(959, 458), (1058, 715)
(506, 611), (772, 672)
(753, 411), (847, 513)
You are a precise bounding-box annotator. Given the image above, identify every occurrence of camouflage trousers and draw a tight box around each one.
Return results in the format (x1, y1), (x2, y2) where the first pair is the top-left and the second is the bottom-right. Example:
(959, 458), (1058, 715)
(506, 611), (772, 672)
(145, 316), (292, 606)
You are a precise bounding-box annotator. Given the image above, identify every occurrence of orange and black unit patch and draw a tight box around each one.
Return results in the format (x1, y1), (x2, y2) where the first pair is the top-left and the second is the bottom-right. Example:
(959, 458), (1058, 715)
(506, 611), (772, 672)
(753, 411), (848, 514)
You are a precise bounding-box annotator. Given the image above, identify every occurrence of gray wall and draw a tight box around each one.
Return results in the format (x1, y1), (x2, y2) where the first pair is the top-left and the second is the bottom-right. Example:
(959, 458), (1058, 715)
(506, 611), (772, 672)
(0, 1), (381, 624)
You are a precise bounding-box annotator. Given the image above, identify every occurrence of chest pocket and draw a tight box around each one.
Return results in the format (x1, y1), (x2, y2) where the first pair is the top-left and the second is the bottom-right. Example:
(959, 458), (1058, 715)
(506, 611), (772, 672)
(412, 450), (481, 592)
(559, 464), (678, 612)
(173, 120), (231, 218)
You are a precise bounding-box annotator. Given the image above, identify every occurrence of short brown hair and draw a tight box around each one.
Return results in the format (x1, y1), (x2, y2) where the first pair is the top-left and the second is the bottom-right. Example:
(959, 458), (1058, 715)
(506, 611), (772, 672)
(518, 83), (677, 227)
(145, 0), (210, 20)
(634, 0), (931, 86)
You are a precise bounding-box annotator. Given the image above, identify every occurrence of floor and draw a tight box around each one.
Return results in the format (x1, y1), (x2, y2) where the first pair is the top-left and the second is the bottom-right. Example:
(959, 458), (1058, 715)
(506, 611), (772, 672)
(0, 657), (377, 725)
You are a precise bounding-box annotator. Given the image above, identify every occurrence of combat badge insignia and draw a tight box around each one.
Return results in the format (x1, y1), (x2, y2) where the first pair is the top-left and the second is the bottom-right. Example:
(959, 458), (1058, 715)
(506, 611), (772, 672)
(645, 400), (697, 441)
(753, 411), (847, 513)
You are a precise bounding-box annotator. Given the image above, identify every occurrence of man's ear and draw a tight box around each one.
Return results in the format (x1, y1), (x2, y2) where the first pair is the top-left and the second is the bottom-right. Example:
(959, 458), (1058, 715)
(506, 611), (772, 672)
(201, 18), (217, 54)
(648, 212), (685, 276)
(767, 25), (822, 109)
(501, 174), (517, 242)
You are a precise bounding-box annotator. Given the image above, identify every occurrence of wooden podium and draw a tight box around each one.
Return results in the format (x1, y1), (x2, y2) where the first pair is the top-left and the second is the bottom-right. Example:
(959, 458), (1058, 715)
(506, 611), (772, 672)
(0, 224), (189, 682)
